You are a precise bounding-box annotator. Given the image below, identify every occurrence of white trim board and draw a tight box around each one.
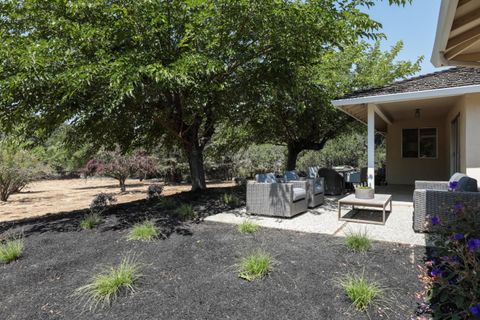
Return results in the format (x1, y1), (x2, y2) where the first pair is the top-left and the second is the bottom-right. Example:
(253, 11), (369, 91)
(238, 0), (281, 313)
(332, 84), (480, 107)
(431, 0), (458, 67)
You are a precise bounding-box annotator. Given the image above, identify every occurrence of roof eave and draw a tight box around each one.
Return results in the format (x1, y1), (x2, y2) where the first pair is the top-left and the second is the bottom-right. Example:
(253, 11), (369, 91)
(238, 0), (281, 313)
(332, 84), (480, 107)
(431, 0), (458, 67)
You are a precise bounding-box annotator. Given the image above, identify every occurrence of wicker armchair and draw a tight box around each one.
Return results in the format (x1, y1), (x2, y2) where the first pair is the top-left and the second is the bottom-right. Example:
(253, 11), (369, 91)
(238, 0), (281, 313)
(413, 178), (480, 232)
(318, 168), (344, 195)
(285, 170), (324, 208)
(246, 174), (308, 218)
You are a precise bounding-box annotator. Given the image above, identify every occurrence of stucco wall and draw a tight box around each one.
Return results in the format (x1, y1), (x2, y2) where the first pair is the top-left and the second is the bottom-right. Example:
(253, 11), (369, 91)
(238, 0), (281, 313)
(464, 93), (480, 182)
(446, 96), (466, 175)
(386, 116), (449, 185)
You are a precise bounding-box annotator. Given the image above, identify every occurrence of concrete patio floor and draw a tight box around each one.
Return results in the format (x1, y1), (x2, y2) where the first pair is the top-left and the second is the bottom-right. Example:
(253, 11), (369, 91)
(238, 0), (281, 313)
(206, 185), (431, 246)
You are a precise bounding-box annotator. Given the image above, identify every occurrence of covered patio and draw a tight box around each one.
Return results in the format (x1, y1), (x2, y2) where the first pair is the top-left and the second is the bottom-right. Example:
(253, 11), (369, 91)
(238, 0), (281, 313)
(206, 185), (425, 246)
(333, 67), (480, 187)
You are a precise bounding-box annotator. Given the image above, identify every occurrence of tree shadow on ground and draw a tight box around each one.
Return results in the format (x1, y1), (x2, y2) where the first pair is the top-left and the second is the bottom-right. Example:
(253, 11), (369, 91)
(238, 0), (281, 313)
(72, 183), (145, 190)
(0, 185), (246, 240)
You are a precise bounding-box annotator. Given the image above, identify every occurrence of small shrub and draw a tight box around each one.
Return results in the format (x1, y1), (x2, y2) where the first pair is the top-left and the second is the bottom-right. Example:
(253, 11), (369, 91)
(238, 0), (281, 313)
(0, 138), (48, 202)
(80, 213), (102, 230)
(223, 193), (241, 206)
(84, 148), (157, 192)
(345, 230), (372, 252)
(174, 204), (196, 221)
(76, 255), (142, 309)
(239, 250), (272, 281)
(90, 193), (116, 215)
(238, 220), (259, 234)
(128, 221), (159, 241)
(146, 184), (163, 201)
(340, 273), (382, 312)
(159, 197), (178, 210)
(0, 238), (24, 263)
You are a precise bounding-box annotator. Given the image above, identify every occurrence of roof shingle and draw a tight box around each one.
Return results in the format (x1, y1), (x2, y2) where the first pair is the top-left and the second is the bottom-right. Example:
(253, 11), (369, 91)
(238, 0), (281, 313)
(339, 67), (480, 100)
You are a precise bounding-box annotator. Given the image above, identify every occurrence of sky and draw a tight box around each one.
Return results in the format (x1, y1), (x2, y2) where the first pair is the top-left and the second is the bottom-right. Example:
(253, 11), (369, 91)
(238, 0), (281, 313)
(364, 0), (444, 76)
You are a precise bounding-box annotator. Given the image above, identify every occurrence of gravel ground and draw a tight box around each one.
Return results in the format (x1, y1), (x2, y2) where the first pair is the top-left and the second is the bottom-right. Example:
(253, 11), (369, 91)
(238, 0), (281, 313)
(0, 192), (425, 320)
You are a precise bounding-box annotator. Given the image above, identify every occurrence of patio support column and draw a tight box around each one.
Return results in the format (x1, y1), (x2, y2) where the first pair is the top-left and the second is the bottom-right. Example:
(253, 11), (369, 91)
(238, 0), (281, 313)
(367, 103), (375, 189)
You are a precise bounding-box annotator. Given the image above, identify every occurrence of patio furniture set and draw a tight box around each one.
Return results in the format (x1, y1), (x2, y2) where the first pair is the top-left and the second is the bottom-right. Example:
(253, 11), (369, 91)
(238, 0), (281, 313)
(246, 170), (325, 218)
(246, 166), (373, 219)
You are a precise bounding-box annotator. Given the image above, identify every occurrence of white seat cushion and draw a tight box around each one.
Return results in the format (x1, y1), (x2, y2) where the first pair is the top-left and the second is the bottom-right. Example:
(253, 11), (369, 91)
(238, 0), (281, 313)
(293, 188), (306, 201)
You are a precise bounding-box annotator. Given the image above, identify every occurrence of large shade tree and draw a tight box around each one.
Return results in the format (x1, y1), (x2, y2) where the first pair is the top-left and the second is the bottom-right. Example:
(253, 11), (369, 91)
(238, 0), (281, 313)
(229, 40), (422, 170)
(0, 0), (412, 190)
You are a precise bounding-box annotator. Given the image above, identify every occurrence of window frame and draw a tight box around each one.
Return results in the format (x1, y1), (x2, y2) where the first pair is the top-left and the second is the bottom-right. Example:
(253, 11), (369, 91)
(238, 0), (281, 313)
(401, 127), (438, 160)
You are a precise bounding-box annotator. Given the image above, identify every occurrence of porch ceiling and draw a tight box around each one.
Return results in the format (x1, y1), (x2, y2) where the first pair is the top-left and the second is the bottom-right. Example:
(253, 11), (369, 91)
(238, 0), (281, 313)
(432, 0), (480, 67)
(337, 95), (460, 131)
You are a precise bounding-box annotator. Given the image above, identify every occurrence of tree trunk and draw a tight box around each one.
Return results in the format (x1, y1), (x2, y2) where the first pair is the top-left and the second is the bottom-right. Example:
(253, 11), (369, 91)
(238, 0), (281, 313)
(119, 178), (126, 192)
(286, 143), (302, 171)
(186, 146), (207, 192)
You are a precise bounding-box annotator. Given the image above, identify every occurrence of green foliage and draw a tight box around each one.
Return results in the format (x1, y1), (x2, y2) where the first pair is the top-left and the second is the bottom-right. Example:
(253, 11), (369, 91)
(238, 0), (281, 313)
(238, 220), (260, 234)
(80, 213), (102, 230)
(223, 193), (241, 207)
(232, 144), (286, 178)
(76, 255), (142, 310)
(0, 238), (24, 263)
(32, 125), (94, 176)
(174, 204), (196, 221)
(0, 0), (411, 191)
(0, 138), (49, 201)
(127, 221), (159, 242)
(340, 273), (382, 312)
(345, 230), (372, 252)
(297, 130), (386, 172)
(239, 250), (273, 281)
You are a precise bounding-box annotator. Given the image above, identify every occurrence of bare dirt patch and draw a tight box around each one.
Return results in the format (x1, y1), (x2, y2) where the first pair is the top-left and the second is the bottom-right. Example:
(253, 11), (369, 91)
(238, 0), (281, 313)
(0, 178), (234, 223)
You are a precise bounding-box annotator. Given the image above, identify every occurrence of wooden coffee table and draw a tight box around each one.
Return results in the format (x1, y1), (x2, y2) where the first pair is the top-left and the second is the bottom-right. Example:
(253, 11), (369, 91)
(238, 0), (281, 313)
(338, 193), (392, 225)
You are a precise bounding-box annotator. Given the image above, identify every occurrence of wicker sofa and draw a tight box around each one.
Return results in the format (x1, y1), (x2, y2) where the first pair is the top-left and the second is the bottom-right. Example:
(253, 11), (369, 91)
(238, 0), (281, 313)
(284, 170), (324, 208)
(413, 173), (480, 232)
(246, 173), (308, 218)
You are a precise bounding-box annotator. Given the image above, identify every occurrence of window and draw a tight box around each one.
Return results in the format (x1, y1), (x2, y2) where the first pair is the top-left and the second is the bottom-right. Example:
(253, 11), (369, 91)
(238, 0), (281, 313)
(402, 128), (437, 159)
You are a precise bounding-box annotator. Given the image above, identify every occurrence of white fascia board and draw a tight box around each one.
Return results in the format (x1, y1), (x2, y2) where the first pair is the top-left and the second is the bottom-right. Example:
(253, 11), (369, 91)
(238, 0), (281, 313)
(431, 0), (459, 67)
(332, 84), (480, 107)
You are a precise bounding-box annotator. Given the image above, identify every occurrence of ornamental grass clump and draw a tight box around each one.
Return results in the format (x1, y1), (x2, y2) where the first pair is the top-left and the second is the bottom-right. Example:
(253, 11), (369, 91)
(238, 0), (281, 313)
(223, 193), (241, 207)
(76, 255), (142, 310)
(0, 238), (24, 263)
(238, 220), (260, 234)
(340, 273), (382, 312)
(80, 213), (102, 230)
(174, 204), (196, 221)
(345, 229), (372, 252)
(239, 250), (273, 281)
(419, 202), (480, 318)
(159, 197), (178, 210)
(128, 221), (159, 241)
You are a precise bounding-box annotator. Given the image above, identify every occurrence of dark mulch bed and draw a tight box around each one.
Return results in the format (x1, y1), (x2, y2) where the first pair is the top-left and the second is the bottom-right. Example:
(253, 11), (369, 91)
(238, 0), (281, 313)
(0, 187), (425, 320)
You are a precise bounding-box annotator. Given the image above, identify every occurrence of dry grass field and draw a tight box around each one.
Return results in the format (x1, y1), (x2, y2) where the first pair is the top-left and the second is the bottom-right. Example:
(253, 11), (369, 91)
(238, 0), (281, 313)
(0, 178), (234, 223)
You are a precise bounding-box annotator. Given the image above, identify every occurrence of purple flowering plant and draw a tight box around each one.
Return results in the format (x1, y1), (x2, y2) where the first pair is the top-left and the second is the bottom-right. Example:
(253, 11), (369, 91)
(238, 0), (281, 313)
(421, 201), (480, 319)
(448, 181), (459, 191)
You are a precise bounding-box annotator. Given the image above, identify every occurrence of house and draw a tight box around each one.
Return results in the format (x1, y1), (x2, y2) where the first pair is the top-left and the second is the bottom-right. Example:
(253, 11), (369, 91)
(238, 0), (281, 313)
(332, 67), (480, 187)
(332, 0), (480, 188)
(432, 0), (480, 67)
